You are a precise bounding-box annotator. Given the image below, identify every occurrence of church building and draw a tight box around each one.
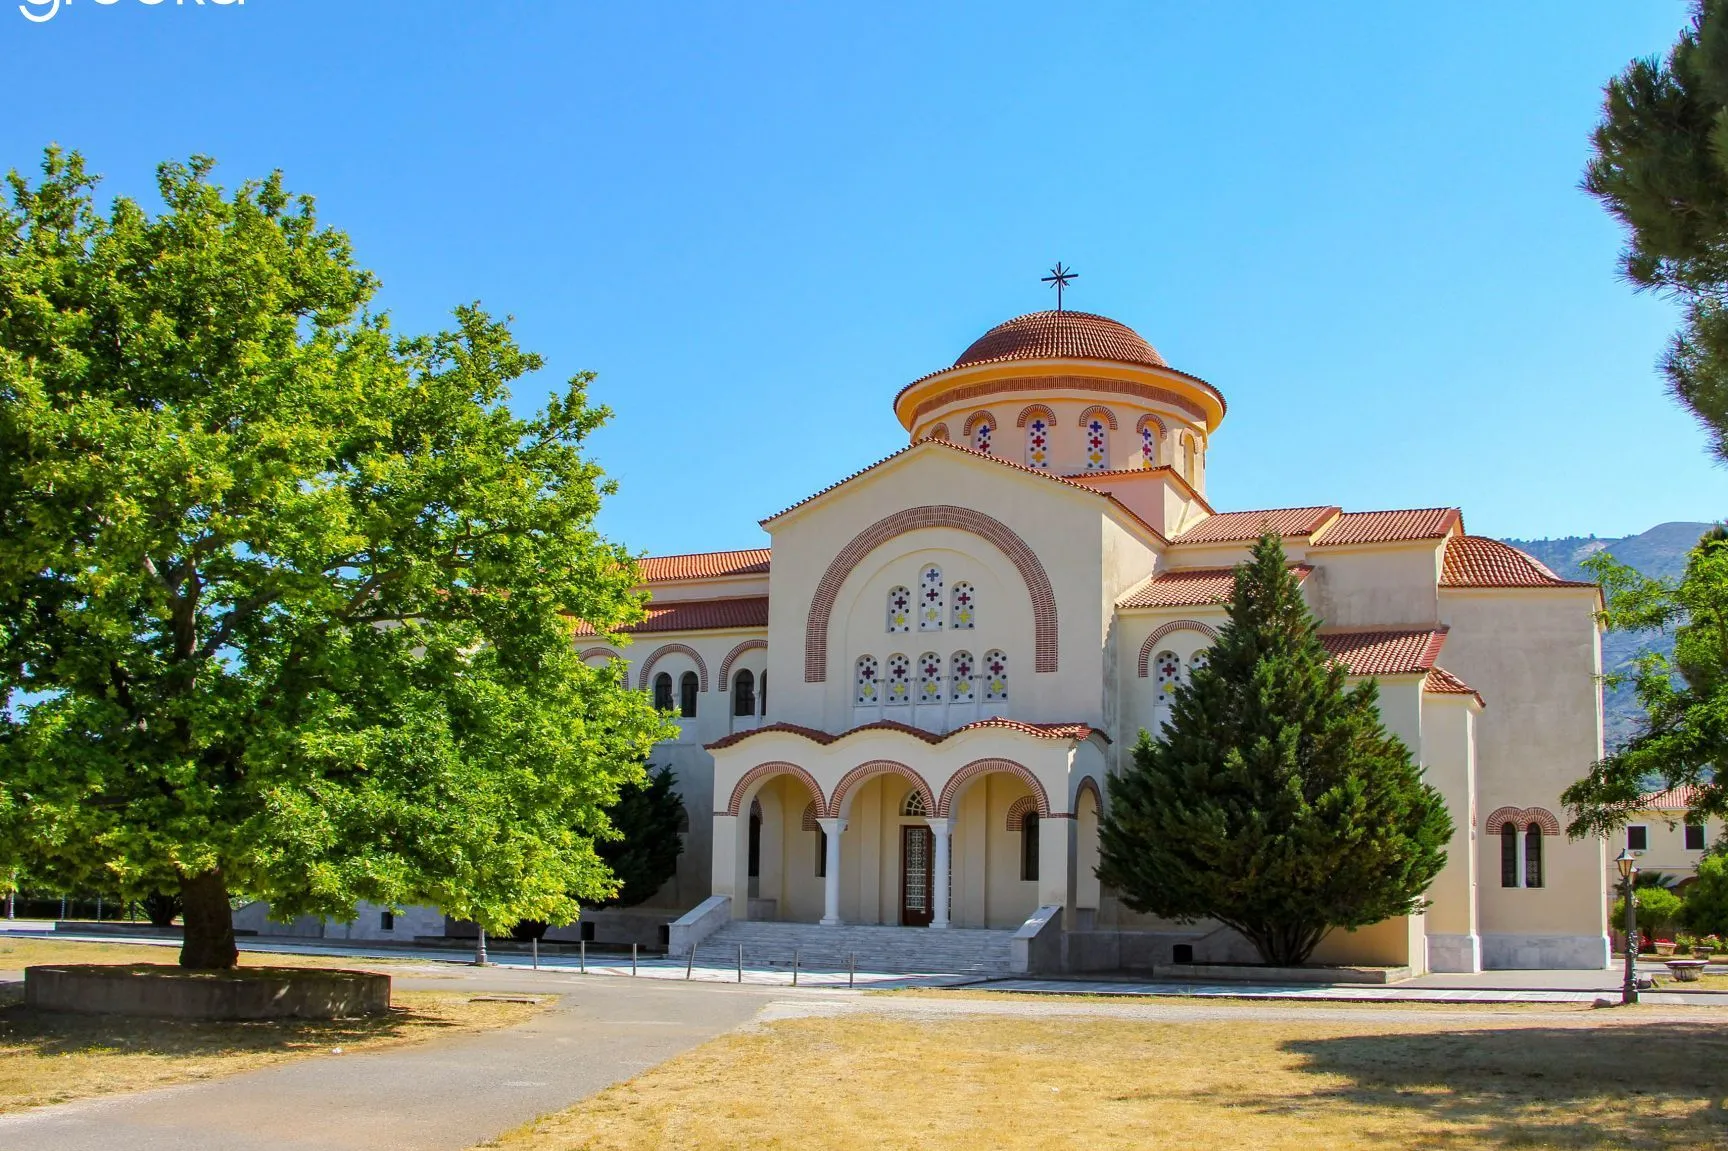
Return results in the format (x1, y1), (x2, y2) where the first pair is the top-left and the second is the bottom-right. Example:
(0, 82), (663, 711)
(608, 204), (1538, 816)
(583, 308), (1611, 973)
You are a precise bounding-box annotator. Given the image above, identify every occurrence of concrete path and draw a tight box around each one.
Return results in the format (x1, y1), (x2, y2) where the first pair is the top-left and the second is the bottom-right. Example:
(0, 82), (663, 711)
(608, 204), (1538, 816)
(0, 966), (786, 1151)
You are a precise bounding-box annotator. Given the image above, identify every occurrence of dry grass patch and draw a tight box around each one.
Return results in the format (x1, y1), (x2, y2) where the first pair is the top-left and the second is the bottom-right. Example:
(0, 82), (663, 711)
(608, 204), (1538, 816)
(0, 935), (422, 972)
(485, 1010), (1728, 1150)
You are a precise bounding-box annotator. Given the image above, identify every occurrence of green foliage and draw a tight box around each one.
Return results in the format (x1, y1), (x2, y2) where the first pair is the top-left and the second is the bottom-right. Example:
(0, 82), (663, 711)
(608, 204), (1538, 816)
(1096, 533), (1454, 967)
(593, 764), (686, 909)
(1562, 530), (1728, 838)
(0, 148), (675, 966)
(1682, 853), (1728, 936)
(1614, 885), (1686, 940)
(1586, 0), (1728, 460)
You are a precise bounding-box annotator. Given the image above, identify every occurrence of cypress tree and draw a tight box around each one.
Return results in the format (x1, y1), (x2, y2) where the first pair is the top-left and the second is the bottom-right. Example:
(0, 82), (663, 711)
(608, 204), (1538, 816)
(1098, 532), (1453, 966)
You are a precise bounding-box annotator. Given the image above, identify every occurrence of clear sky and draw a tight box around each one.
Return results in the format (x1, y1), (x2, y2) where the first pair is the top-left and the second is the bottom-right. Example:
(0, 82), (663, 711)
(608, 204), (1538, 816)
(1, 1), (1714, 552)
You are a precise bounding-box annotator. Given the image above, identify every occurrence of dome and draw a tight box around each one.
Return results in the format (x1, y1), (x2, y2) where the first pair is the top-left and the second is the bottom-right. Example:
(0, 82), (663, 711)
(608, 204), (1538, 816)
(952, 310), (1167, 371)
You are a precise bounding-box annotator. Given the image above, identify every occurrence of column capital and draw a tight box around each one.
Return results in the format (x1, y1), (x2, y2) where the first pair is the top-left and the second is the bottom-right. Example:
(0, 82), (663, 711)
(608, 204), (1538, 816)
(924, 816), (954, 836)
(816, 816), (848, 835)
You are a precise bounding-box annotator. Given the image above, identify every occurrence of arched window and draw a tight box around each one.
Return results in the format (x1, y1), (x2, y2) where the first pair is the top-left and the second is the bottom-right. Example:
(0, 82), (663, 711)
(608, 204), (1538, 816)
(918, 565), (944, 630)
(854, 657), (879, 705)
(972, 417), (994, 454)
(1500, 822), (1518, 888)
(1154, 651), (1182, 697)
(733, 669), (757, 716)
(902, 791), (929, 818)
(887, 585), (912, 633)
(1021, 812), (1040, 881)
(1141, 423), (1158, 467)
(983, 649), (1008, 702)
(885, 653), (911, 706)
(1187, 650), (1208, 680)
(950, 651), (975, 702)
(1026, 415), (1052, 468)
(950, 582), (976, 630)
(1084, 416), (1109, 470)
(1182, 433), (1197, 482)
(652, 672), (674, 712)
(678, 671), (698, 718)
(917, 652), (943, 703)
(1525, 823), (1544, 888)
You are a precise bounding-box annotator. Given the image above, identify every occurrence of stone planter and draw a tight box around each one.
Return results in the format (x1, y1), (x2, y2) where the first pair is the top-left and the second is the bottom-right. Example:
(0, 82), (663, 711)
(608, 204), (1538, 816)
(1654, 943), (1677, 957)
(25, 964), (390, 1020)
(1663, 959), (1708, 982)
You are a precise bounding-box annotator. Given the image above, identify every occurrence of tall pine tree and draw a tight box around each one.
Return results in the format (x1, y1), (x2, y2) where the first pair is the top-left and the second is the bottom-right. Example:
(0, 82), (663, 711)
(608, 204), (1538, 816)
(1098, 533), (1453, 966)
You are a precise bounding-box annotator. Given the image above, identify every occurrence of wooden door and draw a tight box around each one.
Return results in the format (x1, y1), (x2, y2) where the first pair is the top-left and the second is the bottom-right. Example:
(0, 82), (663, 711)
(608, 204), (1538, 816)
(900, 825), (934, 927)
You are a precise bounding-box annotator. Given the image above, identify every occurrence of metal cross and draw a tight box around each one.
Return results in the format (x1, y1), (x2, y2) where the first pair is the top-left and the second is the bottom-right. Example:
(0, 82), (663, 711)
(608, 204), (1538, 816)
(1041, 262), (1077, 312)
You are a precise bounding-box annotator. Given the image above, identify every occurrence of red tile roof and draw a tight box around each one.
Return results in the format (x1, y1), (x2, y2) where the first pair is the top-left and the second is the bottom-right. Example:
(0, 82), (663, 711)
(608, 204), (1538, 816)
(1424, 666), (1485, 707)
(572, 596), (768, 637)
(706, 717), (1105, 752)
(1119, 564), (1313, 609)
(1174, 506), (1341, 546)
(1319, 627), (1449, 676)
(953, 311), (1169, 371)
(1441, 536), (1596, 588)
(637, 549), (771, 583)
(1312, 508), (1461, 548)
(1639, 784), (1705, 812)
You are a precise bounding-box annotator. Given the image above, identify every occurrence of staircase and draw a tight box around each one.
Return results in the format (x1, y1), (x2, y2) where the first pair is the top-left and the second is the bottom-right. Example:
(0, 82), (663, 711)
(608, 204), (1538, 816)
(698, 920), (1016, 977)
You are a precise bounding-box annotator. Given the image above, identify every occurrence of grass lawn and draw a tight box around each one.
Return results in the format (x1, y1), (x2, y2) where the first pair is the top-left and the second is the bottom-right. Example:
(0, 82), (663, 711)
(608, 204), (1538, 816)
(0, 936), (544, 1113)
(483, 1007), (1728, 1150)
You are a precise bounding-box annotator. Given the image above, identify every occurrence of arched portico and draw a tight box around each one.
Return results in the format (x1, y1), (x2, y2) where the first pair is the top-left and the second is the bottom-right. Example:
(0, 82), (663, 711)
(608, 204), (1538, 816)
(715, 762), (825, 921)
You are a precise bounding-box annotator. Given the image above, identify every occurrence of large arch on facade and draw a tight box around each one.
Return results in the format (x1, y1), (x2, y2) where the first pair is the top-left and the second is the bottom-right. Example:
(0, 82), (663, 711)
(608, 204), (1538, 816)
(804, 505), (1058, 681)
(936, 757), (1053, 818)
(637, 642), (710, 692)
(1136, 620), (1220, 677)
(826, 759), (937, 819)
(577, 646), (619, 663)
(723, 761), (825, 817)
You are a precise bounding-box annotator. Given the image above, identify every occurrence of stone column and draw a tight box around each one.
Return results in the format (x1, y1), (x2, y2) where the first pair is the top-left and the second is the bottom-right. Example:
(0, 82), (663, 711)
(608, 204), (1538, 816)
(927, 817), (953, 929)
(818, 817), (847, 926)
(1517, 826), (1529, 888)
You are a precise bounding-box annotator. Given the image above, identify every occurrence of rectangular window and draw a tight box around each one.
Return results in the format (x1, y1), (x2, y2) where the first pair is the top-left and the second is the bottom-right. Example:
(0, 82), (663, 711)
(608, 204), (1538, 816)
(1686, 823), (1707, 851)
(380, 910), (395, 931)
(816, 828), (827, 878)
(1020, 814), (1040, 882)
(1627, 825), (1649, 852)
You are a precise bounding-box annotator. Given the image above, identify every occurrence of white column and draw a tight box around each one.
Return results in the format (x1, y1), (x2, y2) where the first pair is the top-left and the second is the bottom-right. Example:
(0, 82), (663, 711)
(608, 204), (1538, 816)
(927, 817), (953, 929)
(818, 817), (846, 926)
(1517, 827), (1529, 888)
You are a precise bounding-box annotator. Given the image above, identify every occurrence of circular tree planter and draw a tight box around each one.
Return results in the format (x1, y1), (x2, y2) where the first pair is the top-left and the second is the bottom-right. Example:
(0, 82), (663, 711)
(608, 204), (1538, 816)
(1663, 959), (1709, 983)
(24, 964), (390, 1020)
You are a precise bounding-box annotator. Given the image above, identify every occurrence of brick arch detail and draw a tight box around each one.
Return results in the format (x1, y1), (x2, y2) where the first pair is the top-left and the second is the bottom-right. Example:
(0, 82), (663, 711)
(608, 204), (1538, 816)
(1077, 404), (1119, 430)
(1005, 795), (1040, 831)
(1136, 412), (1168, 438)
(1484, 806), (1561, 837)
(827, 760), (936, 819)
(638, 643), (710, 692)
(929, 422), (951, 442)
(724, 761), (824, 817)
(578, 646), (619, 663)
(1016, 403), (1056, 428)
(1136, 620), (1221, 677)
(962, 410), (997, 437)
(804, 506), (1058, 681)
(1075, 775), (1103, 813)
(717, 640), (767, 690)
(801, 801), (820, 832)
(937, 758), (1052, 818)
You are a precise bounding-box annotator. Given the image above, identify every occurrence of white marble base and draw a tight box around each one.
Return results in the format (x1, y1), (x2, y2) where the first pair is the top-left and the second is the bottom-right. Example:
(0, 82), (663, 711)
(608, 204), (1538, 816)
(1481, 933), (1611, 971)
(1427, 932), (1482, 973)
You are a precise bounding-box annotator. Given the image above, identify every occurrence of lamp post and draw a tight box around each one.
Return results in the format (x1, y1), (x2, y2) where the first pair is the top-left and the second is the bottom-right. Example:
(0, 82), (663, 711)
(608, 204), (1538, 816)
(1616, 847), (1639, 1006)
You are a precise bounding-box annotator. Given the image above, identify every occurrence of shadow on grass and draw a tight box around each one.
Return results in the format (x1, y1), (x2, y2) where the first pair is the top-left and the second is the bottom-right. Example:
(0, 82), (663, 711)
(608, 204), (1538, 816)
(0, 978), (460, 1060)
(1270, 1021), (1728, 1148)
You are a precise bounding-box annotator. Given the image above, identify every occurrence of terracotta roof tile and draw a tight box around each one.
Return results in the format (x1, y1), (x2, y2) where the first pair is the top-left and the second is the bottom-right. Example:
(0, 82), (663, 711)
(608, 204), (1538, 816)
(1441, 536), (1596, 588)
(1424, 666), (1485, 707)
(1320, 627), (1449, 676)
(638, 549), (771, 583)
(1119, 564), (1313, 609)
(1174, 506), (1341, 546)
(572, 596), (768, 638)
(1312, 508), (1461, 548)
(1638, 784), (1705, 812)
(953, 311), (1169, 371)
(706, 717), (1105, 752)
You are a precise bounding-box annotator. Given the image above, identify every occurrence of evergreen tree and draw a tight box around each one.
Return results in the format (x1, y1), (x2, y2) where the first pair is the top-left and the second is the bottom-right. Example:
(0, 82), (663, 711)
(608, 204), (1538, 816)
(1097, 533), (1454, 967)
(593, 765), (686, 909)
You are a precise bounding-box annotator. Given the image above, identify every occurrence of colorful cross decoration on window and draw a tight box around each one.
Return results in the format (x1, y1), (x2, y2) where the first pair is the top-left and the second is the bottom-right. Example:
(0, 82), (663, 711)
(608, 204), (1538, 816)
(951, 582), (975, 630)
(1085, 418), (1107, 470)
(919, 565), (944, 630)
(1027, 418), (1050, 468)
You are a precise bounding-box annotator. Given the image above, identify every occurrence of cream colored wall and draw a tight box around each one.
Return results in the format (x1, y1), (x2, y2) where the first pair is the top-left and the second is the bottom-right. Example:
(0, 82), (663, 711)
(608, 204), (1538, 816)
(1307, 543), (1443, 628)
(1421, 692), (1480, 944)
(641, 572), (770, 603)
(1111, 609), (1227, 765)
(1311, 913), (1425, 968)
(754, 774), (826, 923)
(948, 774), (1043, 928)
(909, 395), (1205, 482)
(1619, 813), (1712, 883)
(1439, 586), (1607, 941)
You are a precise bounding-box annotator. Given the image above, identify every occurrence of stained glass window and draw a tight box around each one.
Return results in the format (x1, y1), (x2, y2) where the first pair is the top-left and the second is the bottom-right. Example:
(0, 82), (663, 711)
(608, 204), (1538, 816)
(886, 585), (912, 633)
(1026, 417), (1051, 469)
(950, 582), (976, 630)
(1141, 423), (1158, 468)
(1154, 651), (1181, 697)
(950, 651), (975, 703)
(983, 649), (1008, 702)
(917, 652), (943, 704)
(918, 565), (944, 630)
(855, 655), (879, 705)
(885, 653), (911, 706)
(972, 419), (993, 454)
(1085, 417), (1108, 470)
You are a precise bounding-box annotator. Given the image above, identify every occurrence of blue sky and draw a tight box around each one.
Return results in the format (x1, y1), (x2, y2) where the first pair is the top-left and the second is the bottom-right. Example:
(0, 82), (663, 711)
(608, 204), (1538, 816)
(0, 1), (1712, 551)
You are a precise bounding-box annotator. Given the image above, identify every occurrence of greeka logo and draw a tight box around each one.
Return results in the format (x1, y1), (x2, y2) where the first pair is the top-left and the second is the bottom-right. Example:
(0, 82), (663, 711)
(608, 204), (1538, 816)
(19, 0), (243, 23)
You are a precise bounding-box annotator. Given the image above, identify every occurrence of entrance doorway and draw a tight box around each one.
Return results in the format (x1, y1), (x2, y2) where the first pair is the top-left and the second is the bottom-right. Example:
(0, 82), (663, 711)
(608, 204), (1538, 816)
(900, 825), (933, 927)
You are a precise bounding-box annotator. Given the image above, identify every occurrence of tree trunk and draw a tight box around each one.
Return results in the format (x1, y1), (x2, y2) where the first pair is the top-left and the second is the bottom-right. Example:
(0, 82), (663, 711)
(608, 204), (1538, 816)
(178, 869), (238, 969)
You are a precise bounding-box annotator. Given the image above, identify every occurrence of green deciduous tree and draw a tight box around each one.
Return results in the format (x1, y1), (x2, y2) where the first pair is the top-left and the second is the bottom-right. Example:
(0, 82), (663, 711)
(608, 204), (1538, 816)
(1562, 529), (1728, 838)
(1682, 852), (1728, 936)
(1585, 0), (1728, 459)
(1614, 885), (1685, 943)
(1097, 533), (1453, 967)
(0, 149), (674, 968)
